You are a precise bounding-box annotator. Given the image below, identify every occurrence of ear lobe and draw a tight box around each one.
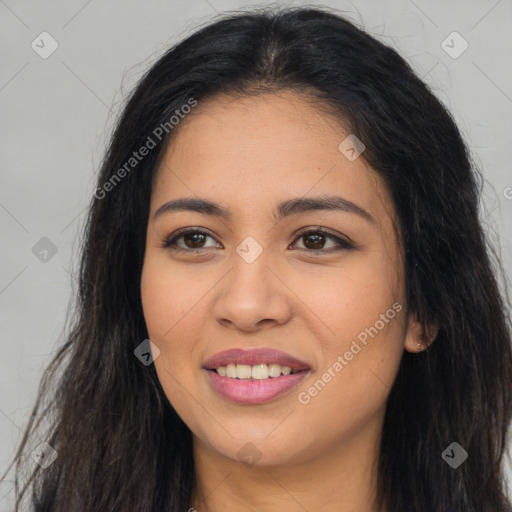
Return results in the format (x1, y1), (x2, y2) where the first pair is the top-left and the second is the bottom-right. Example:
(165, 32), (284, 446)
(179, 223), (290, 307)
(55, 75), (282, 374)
(404, 314), (439, 353)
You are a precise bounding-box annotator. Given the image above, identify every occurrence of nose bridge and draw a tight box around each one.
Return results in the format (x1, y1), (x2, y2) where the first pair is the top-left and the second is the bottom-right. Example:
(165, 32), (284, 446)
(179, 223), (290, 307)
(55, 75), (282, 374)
(213, 236), (291, 330)
(235, 234), (267, 265)
(228, 235), (272, 301)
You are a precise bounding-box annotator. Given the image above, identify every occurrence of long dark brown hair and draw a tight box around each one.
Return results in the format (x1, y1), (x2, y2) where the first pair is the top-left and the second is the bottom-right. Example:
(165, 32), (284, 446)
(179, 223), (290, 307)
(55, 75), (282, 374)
(3, 5), (512, 511)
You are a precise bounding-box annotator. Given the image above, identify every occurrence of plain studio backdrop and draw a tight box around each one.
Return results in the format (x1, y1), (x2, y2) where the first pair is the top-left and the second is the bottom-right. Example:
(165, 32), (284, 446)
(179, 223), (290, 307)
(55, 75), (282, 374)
(1, 0), (511, 507)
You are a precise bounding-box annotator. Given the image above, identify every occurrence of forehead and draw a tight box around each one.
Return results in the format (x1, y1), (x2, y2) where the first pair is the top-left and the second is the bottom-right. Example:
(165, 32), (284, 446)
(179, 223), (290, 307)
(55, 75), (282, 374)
(151, 91), (391, 223)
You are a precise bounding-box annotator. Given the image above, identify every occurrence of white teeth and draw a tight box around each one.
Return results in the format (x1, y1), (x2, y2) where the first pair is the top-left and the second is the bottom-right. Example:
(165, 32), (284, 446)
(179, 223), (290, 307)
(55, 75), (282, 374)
(252, 364), (269, 380)
(281, 366), (292, 376)
(237, 364), (252, 379)
(268, 363), (282, 378)
(214, 363), (295, 379)
(226, 363), (237, 378)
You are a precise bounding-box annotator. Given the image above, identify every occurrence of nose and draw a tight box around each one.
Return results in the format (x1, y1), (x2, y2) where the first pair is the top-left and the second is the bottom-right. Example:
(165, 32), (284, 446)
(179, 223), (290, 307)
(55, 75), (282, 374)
(212, 250), (293, 333)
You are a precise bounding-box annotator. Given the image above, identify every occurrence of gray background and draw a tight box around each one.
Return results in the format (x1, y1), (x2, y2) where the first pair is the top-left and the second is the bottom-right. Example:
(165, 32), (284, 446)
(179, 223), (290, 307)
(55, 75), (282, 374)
(1, 0), (511, 507)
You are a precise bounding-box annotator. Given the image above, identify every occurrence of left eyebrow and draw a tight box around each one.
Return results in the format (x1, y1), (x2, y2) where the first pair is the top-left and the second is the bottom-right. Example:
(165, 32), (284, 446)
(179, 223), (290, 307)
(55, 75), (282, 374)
(153, 195), (375, 224)
(275, 195), (375, 224)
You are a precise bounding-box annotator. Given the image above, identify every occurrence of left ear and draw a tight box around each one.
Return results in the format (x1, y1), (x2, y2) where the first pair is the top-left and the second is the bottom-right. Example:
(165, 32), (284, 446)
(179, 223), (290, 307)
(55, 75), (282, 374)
(403, 312), (439, 353)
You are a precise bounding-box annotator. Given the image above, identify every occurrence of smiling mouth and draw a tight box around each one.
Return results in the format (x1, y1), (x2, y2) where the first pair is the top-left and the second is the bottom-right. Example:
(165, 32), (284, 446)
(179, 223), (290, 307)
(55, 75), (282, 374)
(202, 348), (311, 403)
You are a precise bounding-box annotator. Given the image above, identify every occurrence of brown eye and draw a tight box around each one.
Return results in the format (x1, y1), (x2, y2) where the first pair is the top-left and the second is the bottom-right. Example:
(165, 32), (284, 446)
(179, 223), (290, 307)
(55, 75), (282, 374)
(182, 232), (208, 249)
(302, 232), (326, 250)
(162, 229), (220, 251)
(292, 229), (353, 253)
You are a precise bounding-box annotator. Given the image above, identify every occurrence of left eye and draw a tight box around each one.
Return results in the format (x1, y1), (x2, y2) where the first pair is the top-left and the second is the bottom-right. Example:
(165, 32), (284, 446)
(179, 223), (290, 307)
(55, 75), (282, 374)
(292, 230), (353, 252)
(162, 228), (353, 253)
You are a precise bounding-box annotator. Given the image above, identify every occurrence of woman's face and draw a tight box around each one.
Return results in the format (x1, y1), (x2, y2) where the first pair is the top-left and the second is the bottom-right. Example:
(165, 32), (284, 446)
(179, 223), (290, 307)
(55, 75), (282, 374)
(141, 91), (421, 467)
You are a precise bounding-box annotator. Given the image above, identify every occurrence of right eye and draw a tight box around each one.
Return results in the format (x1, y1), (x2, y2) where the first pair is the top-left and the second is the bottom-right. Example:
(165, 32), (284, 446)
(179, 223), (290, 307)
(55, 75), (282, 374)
(162, 228), (221, 252)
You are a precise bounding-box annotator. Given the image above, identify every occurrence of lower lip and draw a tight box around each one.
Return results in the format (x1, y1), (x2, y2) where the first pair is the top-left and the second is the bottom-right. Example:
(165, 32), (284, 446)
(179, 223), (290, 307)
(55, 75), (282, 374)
(204, 369), (309, 404)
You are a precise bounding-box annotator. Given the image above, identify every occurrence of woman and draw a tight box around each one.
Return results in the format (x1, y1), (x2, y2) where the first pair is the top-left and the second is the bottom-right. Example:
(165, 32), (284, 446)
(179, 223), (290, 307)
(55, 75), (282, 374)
(4, 6), (512, 511)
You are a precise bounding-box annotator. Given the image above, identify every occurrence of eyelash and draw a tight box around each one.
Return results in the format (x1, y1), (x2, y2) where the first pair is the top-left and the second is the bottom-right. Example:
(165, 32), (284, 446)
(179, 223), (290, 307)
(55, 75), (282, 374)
(161, 227), (354, 255)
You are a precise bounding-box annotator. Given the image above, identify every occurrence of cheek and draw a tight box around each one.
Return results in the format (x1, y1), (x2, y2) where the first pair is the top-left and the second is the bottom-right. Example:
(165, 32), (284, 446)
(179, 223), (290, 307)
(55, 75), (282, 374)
(293, 255), (404, 347)
(140, 254), (212, 379)
(293, 291), (404, 453)
(292, 258), (405, 409)
(140, 254), (204, 340)
(140, 258), (190, 385)
(140, 259), (197, 414)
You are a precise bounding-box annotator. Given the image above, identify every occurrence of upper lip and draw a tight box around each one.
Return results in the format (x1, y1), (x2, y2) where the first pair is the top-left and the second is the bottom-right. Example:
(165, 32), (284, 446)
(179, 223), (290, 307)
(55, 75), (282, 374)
(203, 348), (310, 372)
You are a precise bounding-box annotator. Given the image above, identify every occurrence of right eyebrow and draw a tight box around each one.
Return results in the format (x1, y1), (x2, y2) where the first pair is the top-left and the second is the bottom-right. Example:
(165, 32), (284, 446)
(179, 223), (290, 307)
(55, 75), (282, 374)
(153, 197), (231, 221)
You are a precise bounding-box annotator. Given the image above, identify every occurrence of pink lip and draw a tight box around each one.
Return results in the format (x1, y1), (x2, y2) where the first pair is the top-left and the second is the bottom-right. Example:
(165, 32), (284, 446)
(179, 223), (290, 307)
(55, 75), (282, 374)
(202, 348), (311, 405)
(205, 369), (309, 404)
(202, 348), (310, 372)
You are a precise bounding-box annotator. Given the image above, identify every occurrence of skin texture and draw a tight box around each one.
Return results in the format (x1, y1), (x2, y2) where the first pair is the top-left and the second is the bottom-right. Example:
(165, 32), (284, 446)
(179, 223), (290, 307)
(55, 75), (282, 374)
(140, 91), (432, 512)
